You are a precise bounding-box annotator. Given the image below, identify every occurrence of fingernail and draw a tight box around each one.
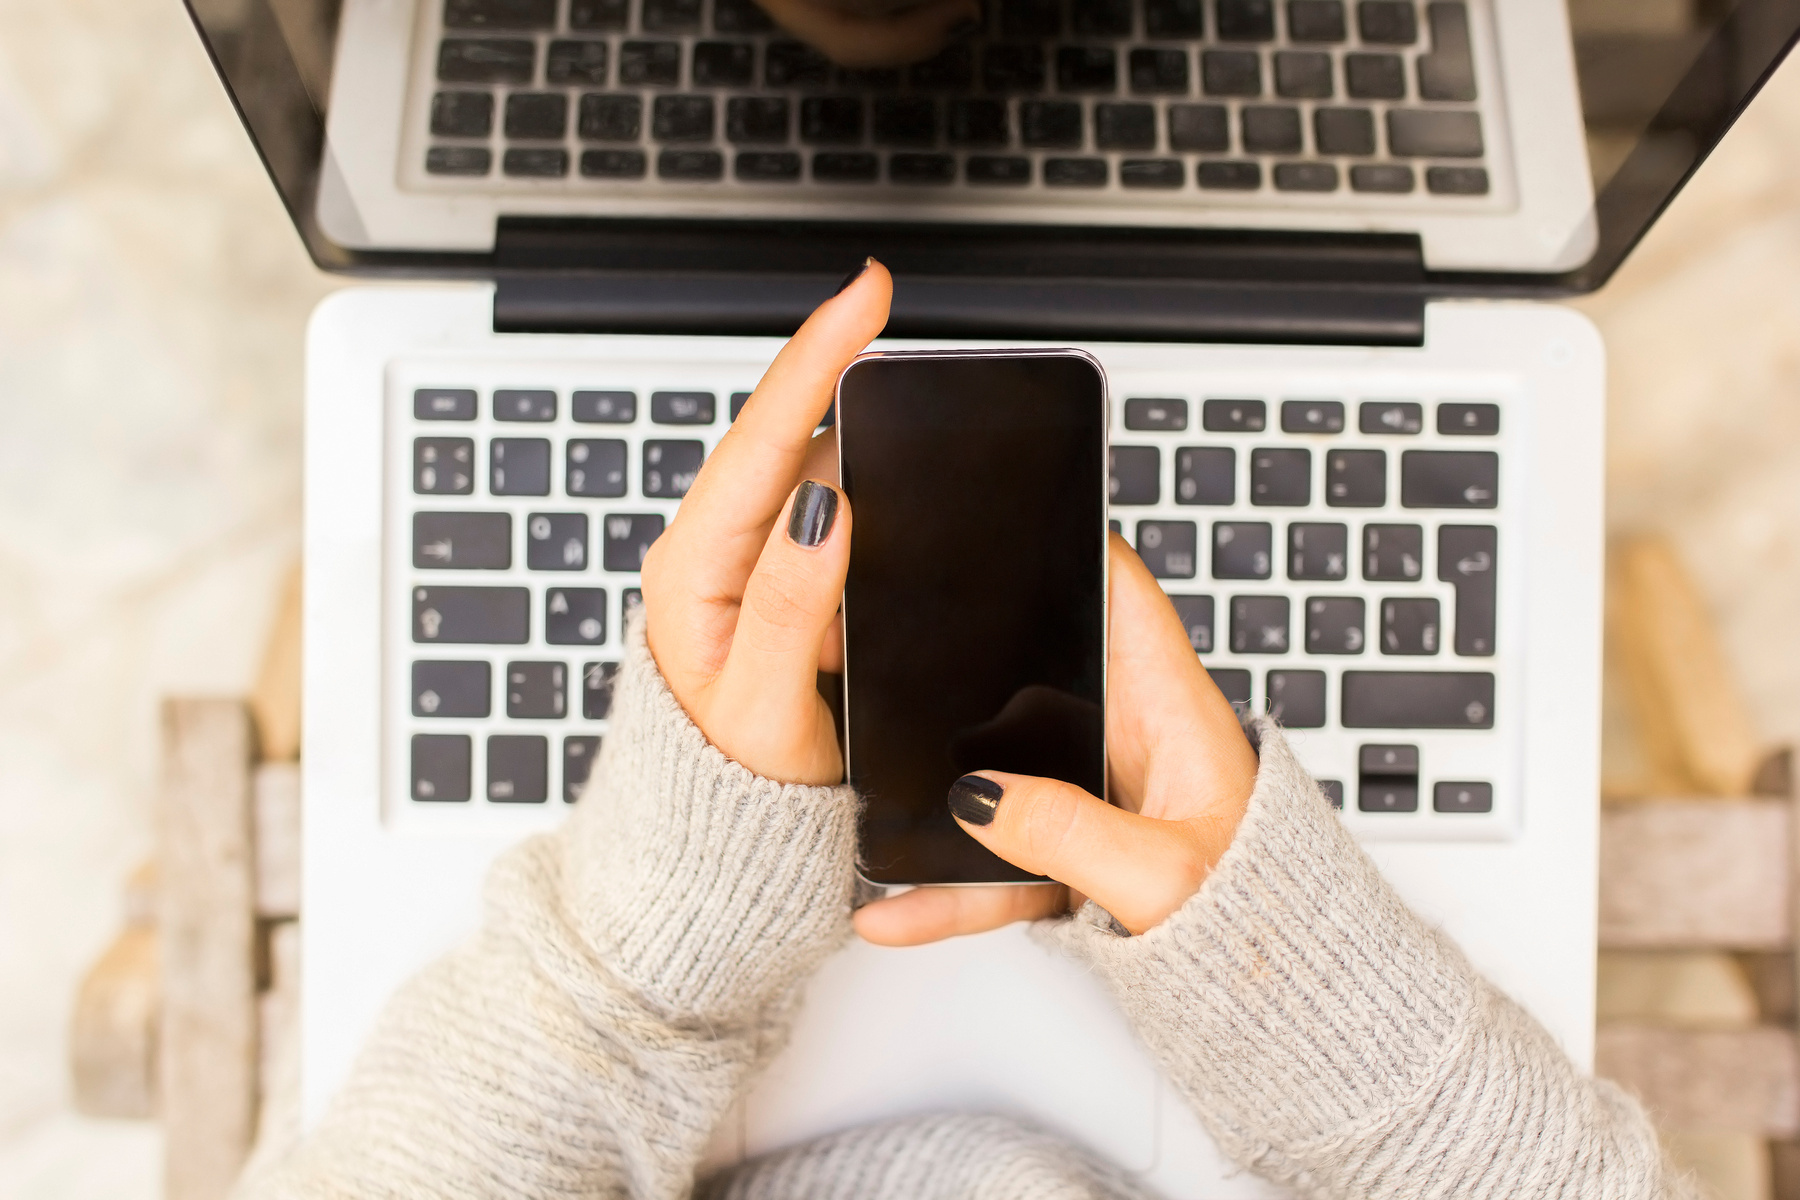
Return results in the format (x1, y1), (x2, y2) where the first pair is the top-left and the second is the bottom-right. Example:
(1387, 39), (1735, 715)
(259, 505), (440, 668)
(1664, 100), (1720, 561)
(787, 480), (838, 547)
(947, 774), (1003, 826)
(834, 256), (875, 296)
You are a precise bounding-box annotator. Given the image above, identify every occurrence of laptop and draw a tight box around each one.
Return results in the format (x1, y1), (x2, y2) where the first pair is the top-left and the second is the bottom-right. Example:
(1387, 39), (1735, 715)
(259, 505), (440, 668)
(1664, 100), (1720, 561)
(185, 0), (1800, 1192)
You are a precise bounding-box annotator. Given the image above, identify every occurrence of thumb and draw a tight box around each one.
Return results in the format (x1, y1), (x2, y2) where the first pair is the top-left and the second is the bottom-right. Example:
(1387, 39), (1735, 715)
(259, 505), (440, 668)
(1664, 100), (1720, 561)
(948, 772), (1208, 935)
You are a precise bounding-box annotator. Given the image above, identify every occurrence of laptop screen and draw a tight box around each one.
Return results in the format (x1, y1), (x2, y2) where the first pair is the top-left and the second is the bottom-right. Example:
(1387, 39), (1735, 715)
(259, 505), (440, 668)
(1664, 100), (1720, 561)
(185, 0), (1798, 296)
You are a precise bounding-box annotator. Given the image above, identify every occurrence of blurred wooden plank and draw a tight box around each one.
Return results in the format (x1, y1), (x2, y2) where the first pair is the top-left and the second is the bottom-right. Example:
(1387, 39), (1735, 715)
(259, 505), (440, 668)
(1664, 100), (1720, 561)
(250, 564), (302, 763)
(254, 763), (300, 920)
(1597, 1024), (1800, 1137)
(1600, 801), (1791, 949)
(159, 698), (258, 1200)
(70, 926), (159, 1120)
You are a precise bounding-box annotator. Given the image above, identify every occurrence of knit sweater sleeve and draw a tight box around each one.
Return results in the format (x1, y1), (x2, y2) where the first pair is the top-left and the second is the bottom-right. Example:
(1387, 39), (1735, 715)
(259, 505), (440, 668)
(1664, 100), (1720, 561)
(1038, 719), (1698, 1200)
(236, 617), (862, 1200)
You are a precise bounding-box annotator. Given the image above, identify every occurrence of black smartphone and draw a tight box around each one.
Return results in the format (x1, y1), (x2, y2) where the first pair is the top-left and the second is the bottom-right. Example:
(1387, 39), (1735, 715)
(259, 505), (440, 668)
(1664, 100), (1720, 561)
(836, 350), (1109, 886)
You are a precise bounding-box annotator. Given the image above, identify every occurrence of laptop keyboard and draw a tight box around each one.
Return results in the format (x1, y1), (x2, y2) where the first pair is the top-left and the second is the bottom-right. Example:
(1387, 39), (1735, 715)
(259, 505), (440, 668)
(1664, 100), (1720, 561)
(410, 0), (1499, 204)
(388, 348), (1515, 839)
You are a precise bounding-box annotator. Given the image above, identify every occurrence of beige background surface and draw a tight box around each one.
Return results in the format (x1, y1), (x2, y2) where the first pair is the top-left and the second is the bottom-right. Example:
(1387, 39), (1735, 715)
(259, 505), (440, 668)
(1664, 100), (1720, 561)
(0, 1), (1797, 1195)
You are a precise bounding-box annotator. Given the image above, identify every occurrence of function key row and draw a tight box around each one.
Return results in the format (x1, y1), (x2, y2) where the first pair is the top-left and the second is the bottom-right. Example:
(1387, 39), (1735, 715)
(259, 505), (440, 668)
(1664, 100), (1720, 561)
(1122, 397), (1497, 434)
(414, 387), (741, 423)
(412, 730), (611, 804)
(416, 438), (707, 497)
(1110, 446), (1498, 508)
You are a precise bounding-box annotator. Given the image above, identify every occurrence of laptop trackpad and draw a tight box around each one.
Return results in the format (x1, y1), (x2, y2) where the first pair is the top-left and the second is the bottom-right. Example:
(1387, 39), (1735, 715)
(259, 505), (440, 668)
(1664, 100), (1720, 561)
(743, 922), (1160, 1171)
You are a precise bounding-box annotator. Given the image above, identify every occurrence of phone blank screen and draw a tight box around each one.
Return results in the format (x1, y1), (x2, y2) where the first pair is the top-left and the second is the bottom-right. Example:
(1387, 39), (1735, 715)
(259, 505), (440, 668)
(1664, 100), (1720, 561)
(839, 352), (1107, 885)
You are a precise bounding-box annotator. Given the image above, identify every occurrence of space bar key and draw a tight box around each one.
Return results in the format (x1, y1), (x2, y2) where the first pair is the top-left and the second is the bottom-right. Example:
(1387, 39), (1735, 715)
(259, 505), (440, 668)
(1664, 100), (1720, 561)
(1341, 671), (1494, 729)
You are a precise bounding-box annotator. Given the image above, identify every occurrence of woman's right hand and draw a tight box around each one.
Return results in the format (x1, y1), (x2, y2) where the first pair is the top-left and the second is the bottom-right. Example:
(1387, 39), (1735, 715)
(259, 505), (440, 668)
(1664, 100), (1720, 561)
(755, 0), (980, 67)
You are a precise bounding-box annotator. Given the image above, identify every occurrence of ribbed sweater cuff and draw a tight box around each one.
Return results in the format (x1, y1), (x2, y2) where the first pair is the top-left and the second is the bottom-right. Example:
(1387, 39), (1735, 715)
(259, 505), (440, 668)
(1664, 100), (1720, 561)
(560, 615), (861, 1026)
(1037, 719), (1477, 1169)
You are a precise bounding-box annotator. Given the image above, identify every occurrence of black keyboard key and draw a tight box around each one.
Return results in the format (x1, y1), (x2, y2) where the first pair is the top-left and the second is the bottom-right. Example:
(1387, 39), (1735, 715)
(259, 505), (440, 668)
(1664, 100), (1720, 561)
(582, 661), (621, 718)
(813, 152), (879, 182)
(415, 388), (477, 420)
(1363, 523), (1422, 581)
(580, 95), (643, 141)
(1326, 448), (1386, 506)
(1145, 0), (1203, 36)
(643, 440), (704, 497)
(1109, 446), (1160, 505)
(547, 40), (609, 85)
(491, 438), (551, 495)
(1072, 0), (1133, 35)
(415, 438), (475, 495)
(622, 588), (643, 622)
(1437, 402), (1499, 436)
(564, 736), (603, 803)
(728, 97), (790, 143)
(1341, 671), (1493, 728)
(570, 0), (628, 28)
(1351, 164), (1414, 192)
(1345, 53), (1404, 99)
(1418, 1), (1476, 101)
(1170, 595), (1215, 653)
(912, 45), (975, 89)
(427, 146), (492, 176)
(1045, 157), (1109, 186)
(1169, 104), (1229, 151)
(603, 514), (665, 571)
(1315, 107), (1375, 154)
(1305, 596), (1366, 653)
(568, 439), (627, 497)
(1359, 400), (1422, 434)
(1130, 48), (1190, 93)
(1057, 47), (1118, 92)
(488, 734), (549, 802)
(526, 513), (589, 571)
(1242, 105), (1301, 153)
(504, 147), (569, 177)
(693, 42), (754, 87)
(1202, 50), (1261, 95)
(1320, 779), (1346, 809)
(432, 91), (495, 137)
(1137, 520), (1198, 578)
(967, 155), (1031, 184)
(738, 151), (802, 181)
(1096, 103), (1155, 150)
(1388, 110), (1482, 157)
(1275, 51), (1332, 98)
(1121, 159), (1185, 188)
(1023, 101), (1085, 148)
(1288, 522), (1349, 581)
(654, 95), (716, 141)
(1401, 450), (1497, 508)
(1231, 595), (1289, 653)
(714, 0), (775, 32)
(438, 38), (535, 84)
(414, 511), (511, 570)
(1274, 163), (1339, 191)
(573, 390), (635, 422)
(1203, 398), (1266, 431)
(1002, 0), (1062, 37)
(1359, 776), (1417, 812)
(506, 661), (568, 719)
(1217, 0), (1275, 39)
(1251, 447), (1310, 506)
(1198, 160), (1261, 189)
(949, 99), (1010, 146)
(1213, 521), (1272, 579)
(1358, 0), (1416, 42)
(766, 42), (832, 87)
(1381, 597), (1440, 655)
(619, 40), (681, 85)
(1281, 399), (1345, 433)
(1426, 166), (1489, 195)
(874, 98), (939, 146)
(1209, 668), (1253, 711)
(1434, 781), (1492, 814)
(495, 388), (556, 421)
(1267, 670), (1326, 728)
(446, 0), (556, 28)
(802, 97), (864, 144)
(546, 587), (608, 645)
(1175, 446), (1235, 504)
(412, 734), (472, 802)
(1438, 524), (1496, 656)
(1287, 0), (1346, 41)
(413, 586), (530, 644)
(412, 661), (492, 718)
(651, 390), (715, 423)
(1125, 398), (1187, 430)
(889, 153), (955, 184)
(643, 0), (702, 31)
(983, 44), (1048, 91)
(505, 93), (568, 139)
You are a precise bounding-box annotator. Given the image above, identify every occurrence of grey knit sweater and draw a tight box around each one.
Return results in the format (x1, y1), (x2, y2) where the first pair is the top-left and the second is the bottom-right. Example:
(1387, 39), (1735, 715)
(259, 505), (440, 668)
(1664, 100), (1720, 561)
(241, 622), (1695, 1200)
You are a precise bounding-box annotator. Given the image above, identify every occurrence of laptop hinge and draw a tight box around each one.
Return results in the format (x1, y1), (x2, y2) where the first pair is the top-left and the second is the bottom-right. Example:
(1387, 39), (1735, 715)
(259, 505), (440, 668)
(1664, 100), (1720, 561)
(491, 219), (1426, 347)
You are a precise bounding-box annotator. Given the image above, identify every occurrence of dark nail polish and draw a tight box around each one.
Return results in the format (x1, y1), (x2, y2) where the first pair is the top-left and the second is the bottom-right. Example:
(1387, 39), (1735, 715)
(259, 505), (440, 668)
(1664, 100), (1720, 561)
(947, 774), (1003, 826)
(834, 256), (874, 296)
(787, 480), (838, 547)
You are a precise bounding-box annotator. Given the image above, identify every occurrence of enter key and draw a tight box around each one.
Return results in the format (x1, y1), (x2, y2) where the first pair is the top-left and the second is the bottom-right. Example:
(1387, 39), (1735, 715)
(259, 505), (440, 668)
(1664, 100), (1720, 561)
(1438, 525), (1497, 655)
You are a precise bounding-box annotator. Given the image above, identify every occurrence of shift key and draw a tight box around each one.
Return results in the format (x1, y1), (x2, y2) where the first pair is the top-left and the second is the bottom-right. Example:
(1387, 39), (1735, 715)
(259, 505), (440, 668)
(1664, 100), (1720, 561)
(1341, 670), (1494, 728)
(414, 586), (530, 643)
